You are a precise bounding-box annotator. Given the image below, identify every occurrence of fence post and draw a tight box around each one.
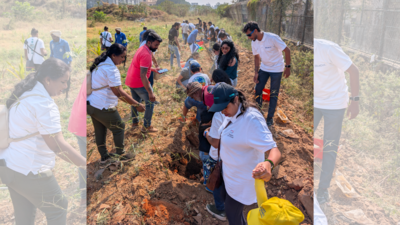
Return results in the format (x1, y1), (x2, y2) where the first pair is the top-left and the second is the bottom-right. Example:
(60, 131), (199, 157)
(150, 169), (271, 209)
(301, 0), (310, 44)
(378, 0), (388, 59)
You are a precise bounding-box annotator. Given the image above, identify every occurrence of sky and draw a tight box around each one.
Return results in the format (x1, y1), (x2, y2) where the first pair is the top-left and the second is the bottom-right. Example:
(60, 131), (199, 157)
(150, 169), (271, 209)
(185, 0), (232, 6)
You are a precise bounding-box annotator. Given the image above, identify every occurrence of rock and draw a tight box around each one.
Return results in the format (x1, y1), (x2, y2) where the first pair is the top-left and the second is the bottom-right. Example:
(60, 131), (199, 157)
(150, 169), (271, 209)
(298, 189), (313, 221)
(192, 194), (196, 199)
(94, 168), (105, 180)
(288, 178), (305, 191)
(177, 192), (187, 202)
(272, 165), (286, 179)
(100, 204), (110, 209)
(193, 213), (202, 225)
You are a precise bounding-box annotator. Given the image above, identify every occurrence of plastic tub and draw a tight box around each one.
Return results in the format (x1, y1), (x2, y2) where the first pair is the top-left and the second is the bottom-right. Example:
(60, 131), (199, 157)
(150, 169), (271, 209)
(198, 41), (204, 45)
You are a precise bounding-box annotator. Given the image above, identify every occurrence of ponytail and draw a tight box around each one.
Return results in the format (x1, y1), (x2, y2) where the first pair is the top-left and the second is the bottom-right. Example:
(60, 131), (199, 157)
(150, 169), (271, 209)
(230, 89), (259, 117)
(89, 43), (126, 72)
(6, 58), (70, 108)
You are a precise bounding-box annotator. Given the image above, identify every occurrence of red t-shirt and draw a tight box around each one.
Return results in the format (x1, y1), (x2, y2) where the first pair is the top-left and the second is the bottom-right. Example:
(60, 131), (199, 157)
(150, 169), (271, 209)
(125, 45), (152, 88)
(202, 85), (214, 107)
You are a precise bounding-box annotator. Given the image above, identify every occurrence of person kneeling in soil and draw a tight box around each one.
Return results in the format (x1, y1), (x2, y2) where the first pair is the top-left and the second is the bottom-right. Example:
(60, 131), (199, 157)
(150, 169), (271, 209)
(204, 83), (281, 224)
(87, 44), (145, 164)
(180, 62), (211, 123)
(176, 60), (199, 89)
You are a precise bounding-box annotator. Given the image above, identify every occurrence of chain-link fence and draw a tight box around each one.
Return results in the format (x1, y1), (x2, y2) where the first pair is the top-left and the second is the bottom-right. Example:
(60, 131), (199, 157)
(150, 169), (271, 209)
(227, 0), (314, 46)
(315, 0), (400, 63)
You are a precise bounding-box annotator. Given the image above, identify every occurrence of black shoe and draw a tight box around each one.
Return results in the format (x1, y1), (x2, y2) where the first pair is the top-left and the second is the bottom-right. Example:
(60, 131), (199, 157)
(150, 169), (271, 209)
(100, 153), (115, 164)
(317, 189), (330, 205)
(206, 204), (226, 221)
(267, 118), (274, 126)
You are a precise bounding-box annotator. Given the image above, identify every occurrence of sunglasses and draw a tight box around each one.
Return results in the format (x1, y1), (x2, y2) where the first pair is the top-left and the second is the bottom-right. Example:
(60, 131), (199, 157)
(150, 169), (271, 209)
(246, 29), (255, 37)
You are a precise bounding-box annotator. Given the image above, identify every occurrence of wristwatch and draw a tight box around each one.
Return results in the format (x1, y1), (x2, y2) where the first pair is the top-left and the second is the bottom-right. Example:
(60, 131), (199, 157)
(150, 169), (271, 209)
(349, 96), (360, 101)
(285, 65), (291, 68)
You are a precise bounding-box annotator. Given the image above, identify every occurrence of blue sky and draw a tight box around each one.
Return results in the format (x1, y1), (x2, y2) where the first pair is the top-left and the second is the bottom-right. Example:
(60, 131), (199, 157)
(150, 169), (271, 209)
(185, 0), (232, 6)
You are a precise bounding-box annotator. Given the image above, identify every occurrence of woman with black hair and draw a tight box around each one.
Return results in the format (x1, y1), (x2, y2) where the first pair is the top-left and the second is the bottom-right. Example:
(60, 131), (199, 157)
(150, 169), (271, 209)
(218, 40), (240, 87)
(211, 69), (232, 85)
(204, 83), (281, 224)
(0, 58), (86, 224)
(87, 43), (145, 163)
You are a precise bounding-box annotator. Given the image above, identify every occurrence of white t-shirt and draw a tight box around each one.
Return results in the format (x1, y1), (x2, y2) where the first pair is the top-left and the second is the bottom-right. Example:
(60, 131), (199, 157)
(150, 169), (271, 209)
(208, 112), (225, 160)
(0, 82), (61, 175)
(87, 57), (122, 110)
(100, 31), (112, 47)
(188, 73), (211, 86)
(314, 39), (352, 109)
(251, 32), (287, 72)
(219, 106), (277, 205)
(23, 37), (45, 64)
(182, 23), (189, 34)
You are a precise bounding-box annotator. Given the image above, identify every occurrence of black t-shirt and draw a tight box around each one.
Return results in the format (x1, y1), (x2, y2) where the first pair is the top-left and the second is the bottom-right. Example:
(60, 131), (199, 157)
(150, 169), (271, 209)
(168, 28), (178, 45)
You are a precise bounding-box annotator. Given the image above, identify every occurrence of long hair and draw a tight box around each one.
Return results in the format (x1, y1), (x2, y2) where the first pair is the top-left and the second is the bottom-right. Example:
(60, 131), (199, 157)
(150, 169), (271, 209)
(6, 58), (70, 108)
(209, 27), (215, 38)
(212, 69), (232, 85)
(217, 40), (240, 71)
(89, 43), (126, 72)
(230, 89), (259, 116)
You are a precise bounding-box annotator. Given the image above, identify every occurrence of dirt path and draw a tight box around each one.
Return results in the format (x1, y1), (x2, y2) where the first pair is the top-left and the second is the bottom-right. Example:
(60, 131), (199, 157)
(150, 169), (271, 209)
(86, 38), (314, 224)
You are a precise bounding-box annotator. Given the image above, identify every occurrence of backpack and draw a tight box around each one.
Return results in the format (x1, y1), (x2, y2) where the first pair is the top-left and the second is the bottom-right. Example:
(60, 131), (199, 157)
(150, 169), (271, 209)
(0, 95), (43, 150)
(86, 63), (113, 96)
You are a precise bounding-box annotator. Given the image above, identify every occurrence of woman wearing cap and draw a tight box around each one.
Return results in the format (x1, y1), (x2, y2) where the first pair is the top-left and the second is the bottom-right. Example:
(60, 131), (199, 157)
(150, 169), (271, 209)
(218, 40), (240, 87)
(0, 58), (86, 224)
(204, 83), (281, 224)
(87, 44), (145, 163)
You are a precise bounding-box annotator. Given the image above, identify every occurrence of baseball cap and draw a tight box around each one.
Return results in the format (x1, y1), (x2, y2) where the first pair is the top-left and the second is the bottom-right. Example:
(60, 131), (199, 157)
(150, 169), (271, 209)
(247, 179), (305, 225)
(208, 82), (238, 112)
(190, 61), (201, 72)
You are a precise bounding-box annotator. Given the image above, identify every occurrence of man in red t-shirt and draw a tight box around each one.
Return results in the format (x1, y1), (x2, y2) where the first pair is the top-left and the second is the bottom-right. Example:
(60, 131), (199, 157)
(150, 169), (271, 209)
(126, 31), (162, 133)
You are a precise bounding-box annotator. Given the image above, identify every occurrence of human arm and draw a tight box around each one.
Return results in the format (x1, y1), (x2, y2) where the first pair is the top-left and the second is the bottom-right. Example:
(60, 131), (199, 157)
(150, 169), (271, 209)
(346, 64), (360, 119)
(254, 54), (261, 83)
(24, 49), (28, 61)
(152, 54), (160, 69)
(177, 74), (186, 89)
(110, 85), (145, 112)
(42, 132), (86, 168)
(40, 48), (47, 56)
(252, 147), (281, 182)
(205, 128), (219, 149)
(228, 57), (237, 67)
(140, 67), (155, 102)
(283, 47), (291, 78)
(175, 36), (181, 51)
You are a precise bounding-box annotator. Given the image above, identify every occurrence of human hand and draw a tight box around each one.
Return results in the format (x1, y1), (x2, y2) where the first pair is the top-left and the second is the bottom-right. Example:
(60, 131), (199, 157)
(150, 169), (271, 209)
(254, 72), (259, 84)
(252, 161), (272, 182)
(347, 101), (359, 120)
(136, 103), (145, 112)
(284, 68), (291, 78)
(149, 92), (156, 102)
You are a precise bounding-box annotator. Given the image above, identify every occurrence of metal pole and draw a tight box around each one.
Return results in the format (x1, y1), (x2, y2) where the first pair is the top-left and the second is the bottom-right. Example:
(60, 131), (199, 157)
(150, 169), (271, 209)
(301, 0), (310, 44)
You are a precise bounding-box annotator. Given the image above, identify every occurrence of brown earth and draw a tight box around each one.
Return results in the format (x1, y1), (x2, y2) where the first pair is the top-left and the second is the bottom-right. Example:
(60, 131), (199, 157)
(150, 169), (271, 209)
(86, 42), (314, 224)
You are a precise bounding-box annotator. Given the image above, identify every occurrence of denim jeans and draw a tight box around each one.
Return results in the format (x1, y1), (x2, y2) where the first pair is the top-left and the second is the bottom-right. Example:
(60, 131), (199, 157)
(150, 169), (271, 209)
(314, 107), (346, 190)
(75, 135), (87, 199)
(183, 33), (188, 45)
(199, 151), (210, 185)
(184, 97), (207, 122)
(255, 70), (283, 121)
(130, 87), (155, 128)
(168, 45), (180, 68)
(189, 43), (199, 53)
(230, 78), (238, 87)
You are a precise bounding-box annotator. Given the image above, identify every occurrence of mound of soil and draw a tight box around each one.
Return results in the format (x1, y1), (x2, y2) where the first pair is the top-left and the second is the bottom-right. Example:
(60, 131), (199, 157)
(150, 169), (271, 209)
(86, 43), (314, 224)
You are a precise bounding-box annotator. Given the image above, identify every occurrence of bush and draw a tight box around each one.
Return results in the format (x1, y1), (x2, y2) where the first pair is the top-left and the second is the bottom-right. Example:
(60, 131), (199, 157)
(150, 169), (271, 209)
(10, 1), (35, 21)
(216, 3), (230, 17)
(92, 10), (107, 22)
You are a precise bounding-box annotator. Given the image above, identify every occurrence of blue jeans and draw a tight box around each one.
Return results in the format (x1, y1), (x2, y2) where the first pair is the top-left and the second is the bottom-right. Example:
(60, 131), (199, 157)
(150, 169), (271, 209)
(199, 151), (210, 185)
(184, 97), (207, 122)
(255, 70), (283, 121)
(75, 135), (87, 199)
(169, 45), (180, 68)
(183, 33), (188, 45)
(314, 107), (346, 190)
(130, 87), (155, 128)
(212, 165), (225, 212)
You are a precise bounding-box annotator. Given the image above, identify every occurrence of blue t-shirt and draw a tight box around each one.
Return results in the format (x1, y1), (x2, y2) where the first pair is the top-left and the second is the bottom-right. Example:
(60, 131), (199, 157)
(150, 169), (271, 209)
(187, 29), (199, 44)
(50, 38), (72, 65)
(115, 32), (127, 47)
(139, 30), (146, 42)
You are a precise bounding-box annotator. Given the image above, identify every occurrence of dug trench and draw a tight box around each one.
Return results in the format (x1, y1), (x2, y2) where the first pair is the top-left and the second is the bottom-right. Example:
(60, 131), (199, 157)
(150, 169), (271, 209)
(86, 43), (314, 224)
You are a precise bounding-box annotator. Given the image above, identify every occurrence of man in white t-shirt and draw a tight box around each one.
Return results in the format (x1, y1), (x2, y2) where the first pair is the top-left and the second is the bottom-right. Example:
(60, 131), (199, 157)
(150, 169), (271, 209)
(314, 39), (360, 204)
(23, 28), (47, 71)
(181, 20), (190, 46)
(188, 62), (211, 86)
(243, 21), (291, 126)
(99, 26), (113, 51)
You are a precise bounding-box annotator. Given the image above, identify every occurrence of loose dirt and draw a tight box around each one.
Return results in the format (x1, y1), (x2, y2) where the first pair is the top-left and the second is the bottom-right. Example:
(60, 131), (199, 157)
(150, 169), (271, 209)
(86, 38), (314, 224)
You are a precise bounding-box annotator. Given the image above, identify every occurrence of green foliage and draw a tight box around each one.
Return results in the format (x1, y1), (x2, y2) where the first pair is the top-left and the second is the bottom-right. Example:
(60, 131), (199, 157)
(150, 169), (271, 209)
(92, 11), (108, 22)
(216, 3), (230, 17)
(90, 43), (103, 56)
(9, 1), (35, 21)
(247, 0), (259, 20)
(7, 56), (26, 80)
(156, 0), (190, 5)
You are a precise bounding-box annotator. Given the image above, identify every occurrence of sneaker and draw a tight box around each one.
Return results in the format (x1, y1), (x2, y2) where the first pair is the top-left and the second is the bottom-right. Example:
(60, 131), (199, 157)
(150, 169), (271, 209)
(205, 186), (213, 194)
(100, 153), (117, 164)
(266, 118), (274, 126)
(206, 204), (226, 221)
(317, 189), (330, 205)
(141, 126), (158, 133)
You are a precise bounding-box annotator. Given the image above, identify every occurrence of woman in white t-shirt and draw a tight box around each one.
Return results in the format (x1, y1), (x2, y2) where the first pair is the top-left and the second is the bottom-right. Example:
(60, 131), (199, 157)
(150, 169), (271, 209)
(0, 58), (86, 224)
(87, 44), (145, 164)
(204, 83), (281, 224)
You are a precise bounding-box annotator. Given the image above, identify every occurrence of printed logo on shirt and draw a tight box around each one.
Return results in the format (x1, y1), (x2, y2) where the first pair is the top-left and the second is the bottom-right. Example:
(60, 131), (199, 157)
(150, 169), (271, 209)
(227, 130), (234, 138)
(265, 46), (272, 49)
(192, 77), (207, 86)
(315, 64), (326, 67)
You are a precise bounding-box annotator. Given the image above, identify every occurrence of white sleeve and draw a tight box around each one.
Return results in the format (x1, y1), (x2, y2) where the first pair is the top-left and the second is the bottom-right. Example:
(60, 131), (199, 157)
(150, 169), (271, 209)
(246, 114), (277, 153)
(105, 67), (122, 87)
(328, 45), (353, 72)
(206, 76), (211, 86)
(209, 113), (224, 139)
(39, 40), (45, 49)
(251, 42), (258, 56)
(272, 35), (287, 52)
(34, 99), (62, 135)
